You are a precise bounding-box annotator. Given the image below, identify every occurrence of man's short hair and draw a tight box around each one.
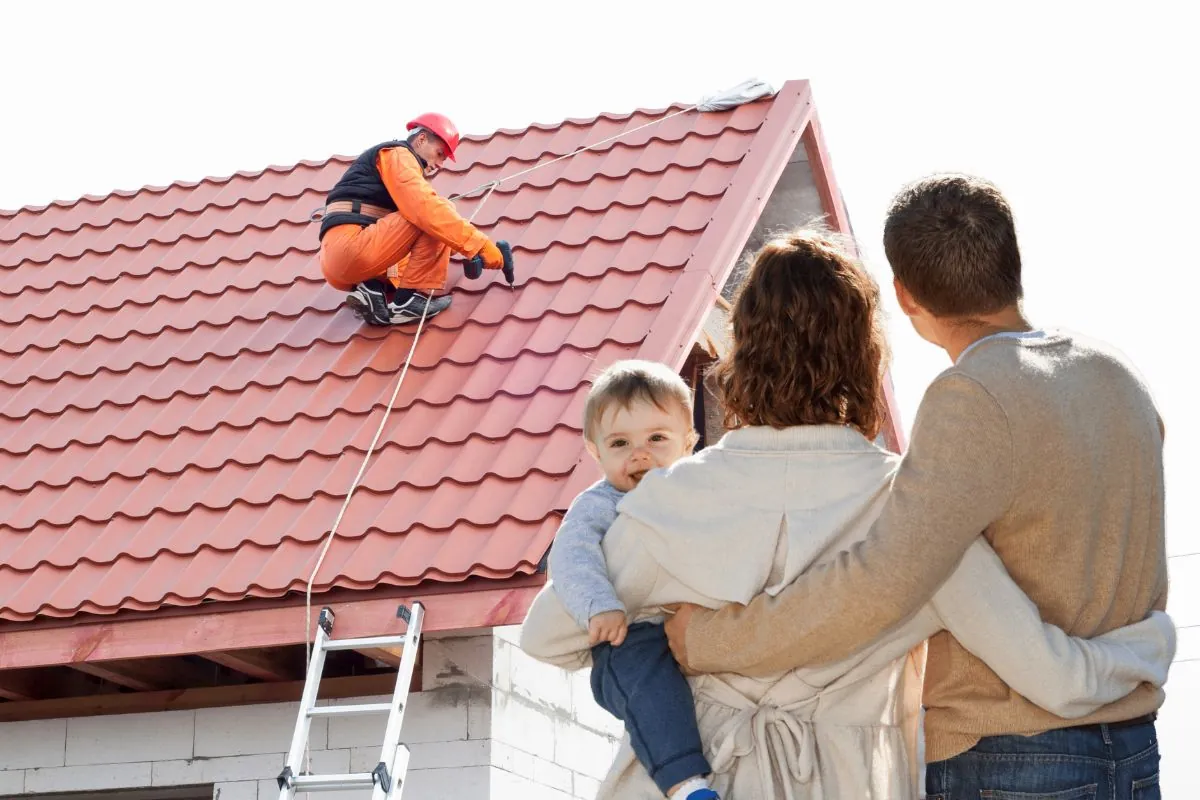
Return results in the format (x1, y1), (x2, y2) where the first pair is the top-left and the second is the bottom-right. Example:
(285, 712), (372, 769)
(407, 127), (444, 149)
(583, 360), (693, 443)
(883, 173), (1023, 317)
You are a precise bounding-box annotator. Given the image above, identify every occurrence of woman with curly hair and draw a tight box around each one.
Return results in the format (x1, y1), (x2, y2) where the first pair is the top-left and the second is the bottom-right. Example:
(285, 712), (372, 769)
(519, 229), (1173, 799)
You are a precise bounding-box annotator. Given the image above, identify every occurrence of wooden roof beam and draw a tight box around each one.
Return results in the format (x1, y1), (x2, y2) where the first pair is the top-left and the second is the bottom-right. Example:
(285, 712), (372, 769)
(202, 648), (302, 683)
(0, 668), (43, 701)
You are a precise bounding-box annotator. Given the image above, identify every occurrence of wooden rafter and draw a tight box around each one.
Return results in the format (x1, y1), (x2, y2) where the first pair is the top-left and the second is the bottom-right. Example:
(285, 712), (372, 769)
(0, 668), (42, 701)
(355, 646), (404, 668)
(203, 648), (301, 682)
(69, 657), (216, 692)
(0, 584), (539, 672)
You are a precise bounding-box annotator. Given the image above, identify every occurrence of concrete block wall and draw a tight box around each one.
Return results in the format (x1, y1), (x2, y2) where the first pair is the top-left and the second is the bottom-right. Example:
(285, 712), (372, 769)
(428, 625), (623, 799)
(0, 627), (624, 800)
(0, 689), (491, 799)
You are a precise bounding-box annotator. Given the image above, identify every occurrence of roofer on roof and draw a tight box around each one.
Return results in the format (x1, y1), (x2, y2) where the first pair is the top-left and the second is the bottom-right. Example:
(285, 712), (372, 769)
(317, 112), (507, 325)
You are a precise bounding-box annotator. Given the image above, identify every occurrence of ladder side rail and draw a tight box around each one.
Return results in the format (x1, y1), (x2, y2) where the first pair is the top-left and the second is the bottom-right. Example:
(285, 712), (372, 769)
(278, 607), (336, 800)
(371, 602), (425, 800)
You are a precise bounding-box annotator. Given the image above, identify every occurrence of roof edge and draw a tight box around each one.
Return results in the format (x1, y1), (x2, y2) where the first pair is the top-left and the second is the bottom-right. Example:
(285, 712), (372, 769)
(0, 158), (352, 220)
(635, 79), (815, 371)
(553, 80), (815, 507)
(0, 580), (541, 671)
(0, 100), (710, 219)
(802, 107), (907, 452)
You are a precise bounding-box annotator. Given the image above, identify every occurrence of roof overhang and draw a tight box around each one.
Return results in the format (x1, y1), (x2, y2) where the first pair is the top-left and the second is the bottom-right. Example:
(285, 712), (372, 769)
(0, 576), (542, 672)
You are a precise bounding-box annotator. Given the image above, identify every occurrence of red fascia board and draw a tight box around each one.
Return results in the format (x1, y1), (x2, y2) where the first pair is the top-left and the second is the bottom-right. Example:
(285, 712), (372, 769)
(803, 106), (907, 451)
(637, 79), (815, 373)
(0, 582), (540, 671)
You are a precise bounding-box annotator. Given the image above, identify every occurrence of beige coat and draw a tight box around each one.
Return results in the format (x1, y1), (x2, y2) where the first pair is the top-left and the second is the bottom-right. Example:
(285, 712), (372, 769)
(520, 426), (1175, 799)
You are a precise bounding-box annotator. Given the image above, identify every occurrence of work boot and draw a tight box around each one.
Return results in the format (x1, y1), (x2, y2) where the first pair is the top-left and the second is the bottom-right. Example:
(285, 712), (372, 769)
(344, 279), (392, 326)
(389, 289), (452, 324)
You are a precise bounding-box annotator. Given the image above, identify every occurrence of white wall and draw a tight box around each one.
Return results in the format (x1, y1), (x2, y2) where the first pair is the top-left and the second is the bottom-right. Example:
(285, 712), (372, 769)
(430, 625), (623, 798)
(0, 627), (622, 800)
(1160, 552), (1200, 798)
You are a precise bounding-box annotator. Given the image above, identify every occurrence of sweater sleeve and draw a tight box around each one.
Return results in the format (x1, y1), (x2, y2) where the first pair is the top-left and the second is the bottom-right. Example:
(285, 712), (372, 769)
(547, 488), (626, 629)
(930, 539), (1176, 717)
(790, 538), (1176, 716)
(377, 148), (489, 257)
(681, 373), (1016, 676)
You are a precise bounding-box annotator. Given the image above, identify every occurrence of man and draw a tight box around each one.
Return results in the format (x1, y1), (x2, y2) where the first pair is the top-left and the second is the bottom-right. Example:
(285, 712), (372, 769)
(318, 112), (506, 325)
(665, 174), (1169, 798)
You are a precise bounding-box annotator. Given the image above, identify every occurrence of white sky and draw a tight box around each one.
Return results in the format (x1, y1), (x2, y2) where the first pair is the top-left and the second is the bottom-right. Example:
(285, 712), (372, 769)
(2, 0), (1194, 561)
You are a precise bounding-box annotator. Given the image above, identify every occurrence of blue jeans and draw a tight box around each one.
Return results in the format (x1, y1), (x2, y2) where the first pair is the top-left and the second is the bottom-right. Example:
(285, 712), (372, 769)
(590, 621), (711, 794)
(926, 719), (1161, 799)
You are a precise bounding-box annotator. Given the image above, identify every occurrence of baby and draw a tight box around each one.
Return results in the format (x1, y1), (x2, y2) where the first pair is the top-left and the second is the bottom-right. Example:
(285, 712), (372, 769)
(547, 359), (717, 800)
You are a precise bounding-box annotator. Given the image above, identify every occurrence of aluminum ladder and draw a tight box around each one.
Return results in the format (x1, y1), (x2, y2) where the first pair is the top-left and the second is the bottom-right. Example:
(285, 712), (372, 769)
(277, 603), (424, 800)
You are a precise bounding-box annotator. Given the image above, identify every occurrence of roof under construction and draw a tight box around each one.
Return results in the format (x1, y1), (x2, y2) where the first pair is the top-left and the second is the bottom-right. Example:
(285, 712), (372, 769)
(0, 79), (902, 712)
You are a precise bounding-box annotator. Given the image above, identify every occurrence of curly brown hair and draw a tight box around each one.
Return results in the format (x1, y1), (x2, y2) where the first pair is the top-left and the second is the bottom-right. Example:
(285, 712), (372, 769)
(711, 228), (889, 438)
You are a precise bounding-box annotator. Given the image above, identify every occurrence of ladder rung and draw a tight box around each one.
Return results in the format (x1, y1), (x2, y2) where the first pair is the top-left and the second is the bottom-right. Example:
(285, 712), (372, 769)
(307, 703), (392, 718)
(322, 634), (408, 651)
(291, 773), (376, 792)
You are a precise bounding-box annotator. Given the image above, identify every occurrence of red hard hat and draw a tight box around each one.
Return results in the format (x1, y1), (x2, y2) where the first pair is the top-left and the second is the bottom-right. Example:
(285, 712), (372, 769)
(407, 112), (461, 162)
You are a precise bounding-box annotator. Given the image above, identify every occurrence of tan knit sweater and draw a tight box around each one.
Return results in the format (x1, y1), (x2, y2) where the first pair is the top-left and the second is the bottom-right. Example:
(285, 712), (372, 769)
(682, 331), (1169, 762)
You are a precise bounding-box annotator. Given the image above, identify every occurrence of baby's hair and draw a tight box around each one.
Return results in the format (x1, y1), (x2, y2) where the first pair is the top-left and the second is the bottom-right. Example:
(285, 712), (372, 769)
(583, 360), (694, 443)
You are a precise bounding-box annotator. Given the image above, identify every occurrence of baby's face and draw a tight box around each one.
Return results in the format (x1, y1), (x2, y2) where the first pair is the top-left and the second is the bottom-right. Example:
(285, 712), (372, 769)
(586, 400), (695, 492)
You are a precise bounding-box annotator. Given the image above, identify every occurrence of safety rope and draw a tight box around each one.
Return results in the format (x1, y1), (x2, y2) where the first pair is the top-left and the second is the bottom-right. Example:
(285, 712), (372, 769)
(303, 180), (500, 663)
(298, 102), (717, 764)
(309, 104), (701, 219)
(446, 105), (699, 201)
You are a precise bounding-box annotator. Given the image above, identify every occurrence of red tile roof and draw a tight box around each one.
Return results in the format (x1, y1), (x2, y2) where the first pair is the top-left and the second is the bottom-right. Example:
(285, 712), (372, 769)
(0, 80), (820, 628)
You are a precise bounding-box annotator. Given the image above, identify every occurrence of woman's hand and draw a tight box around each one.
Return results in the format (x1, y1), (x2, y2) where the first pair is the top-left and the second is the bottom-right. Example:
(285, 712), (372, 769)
(588, 610), (628, 646)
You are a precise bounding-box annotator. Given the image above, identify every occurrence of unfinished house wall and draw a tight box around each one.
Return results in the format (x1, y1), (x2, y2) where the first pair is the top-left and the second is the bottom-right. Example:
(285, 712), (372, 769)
(0, 629), (621, 800)
(698, 135), (828, 446)
(481, 627), (622, 798)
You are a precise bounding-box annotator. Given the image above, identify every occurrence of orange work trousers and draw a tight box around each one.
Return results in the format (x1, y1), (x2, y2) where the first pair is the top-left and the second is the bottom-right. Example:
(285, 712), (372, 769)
(320, 216), (450, 292)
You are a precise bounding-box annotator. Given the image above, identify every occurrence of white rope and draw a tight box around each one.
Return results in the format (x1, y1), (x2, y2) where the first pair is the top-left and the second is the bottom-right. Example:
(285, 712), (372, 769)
(304, 180), (501, 655)
(299, 184), (497, 771)
(300, 102), (717, 630)
(294, 83), (763, 763)
(309, 108), (700, 220)
(443, 77), (774, 202)
(448, 106), (699, 201)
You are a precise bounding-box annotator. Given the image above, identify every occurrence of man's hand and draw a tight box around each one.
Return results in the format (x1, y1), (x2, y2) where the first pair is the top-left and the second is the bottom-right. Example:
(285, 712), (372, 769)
(664, 603), (708, 674)
(478, 240), (505, 270)
(588, 610), (628, 646)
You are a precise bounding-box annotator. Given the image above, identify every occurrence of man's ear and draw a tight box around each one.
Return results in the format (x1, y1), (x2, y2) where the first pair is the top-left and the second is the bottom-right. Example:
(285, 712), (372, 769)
(893, 278), (919, 317)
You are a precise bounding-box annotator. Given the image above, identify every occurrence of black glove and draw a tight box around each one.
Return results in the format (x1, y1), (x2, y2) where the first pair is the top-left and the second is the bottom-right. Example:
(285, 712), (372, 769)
(464, 240), (516, 286)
